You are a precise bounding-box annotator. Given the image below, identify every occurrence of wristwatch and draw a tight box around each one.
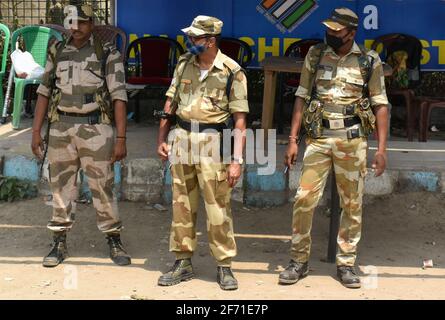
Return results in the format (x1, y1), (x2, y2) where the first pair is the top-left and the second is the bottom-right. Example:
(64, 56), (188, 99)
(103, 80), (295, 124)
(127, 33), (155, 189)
(232, 156), (244, 165)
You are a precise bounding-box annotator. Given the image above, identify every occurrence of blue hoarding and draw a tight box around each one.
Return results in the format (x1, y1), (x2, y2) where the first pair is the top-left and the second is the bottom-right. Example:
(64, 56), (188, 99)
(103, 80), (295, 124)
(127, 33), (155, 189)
(117, 0), (445, 70)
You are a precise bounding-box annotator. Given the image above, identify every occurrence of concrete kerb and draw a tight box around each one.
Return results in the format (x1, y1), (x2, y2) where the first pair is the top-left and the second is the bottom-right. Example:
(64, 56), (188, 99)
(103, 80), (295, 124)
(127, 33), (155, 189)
(121, 158), (164, 202)
(0, 154), (443, 206)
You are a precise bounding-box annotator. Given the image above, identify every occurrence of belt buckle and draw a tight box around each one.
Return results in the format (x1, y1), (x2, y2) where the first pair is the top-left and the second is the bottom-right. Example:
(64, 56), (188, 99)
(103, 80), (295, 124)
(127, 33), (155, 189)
(329, 119), (344, 129)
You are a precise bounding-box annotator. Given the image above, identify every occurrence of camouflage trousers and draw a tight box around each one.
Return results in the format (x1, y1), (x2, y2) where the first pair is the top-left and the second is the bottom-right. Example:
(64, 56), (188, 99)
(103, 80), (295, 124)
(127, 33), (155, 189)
(291, 137), (367, 266)
(47, 121), (122, 234)
(169, 128), (236, 267)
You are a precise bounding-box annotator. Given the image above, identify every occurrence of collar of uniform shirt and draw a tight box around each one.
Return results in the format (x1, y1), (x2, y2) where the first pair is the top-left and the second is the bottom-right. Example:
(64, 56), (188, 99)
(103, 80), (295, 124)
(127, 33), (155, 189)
(191, 49), (226, 71)
(66, 33), (95, 50)
(325, 41), (362, 58)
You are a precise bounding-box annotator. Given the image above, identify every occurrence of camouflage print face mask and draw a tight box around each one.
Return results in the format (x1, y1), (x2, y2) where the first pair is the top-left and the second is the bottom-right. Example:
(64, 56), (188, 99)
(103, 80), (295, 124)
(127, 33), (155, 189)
(185, 38), (209, 55)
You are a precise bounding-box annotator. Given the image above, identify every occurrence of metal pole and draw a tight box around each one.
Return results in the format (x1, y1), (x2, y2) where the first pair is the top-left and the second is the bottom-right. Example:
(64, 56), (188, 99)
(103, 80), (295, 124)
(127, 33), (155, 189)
(327, 169), (341, 263)
(111, 0), (117, 26)
(105, 0), (110, 25)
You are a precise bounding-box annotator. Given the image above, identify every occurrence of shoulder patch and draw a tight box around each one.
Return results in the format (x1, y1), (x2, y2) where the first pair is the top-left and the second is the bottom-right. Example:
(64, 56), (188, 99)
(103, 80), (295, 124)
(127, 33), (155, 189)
(49, 40), (65, 62)
(221, 53), (242, 73)
(178, 52), (194, 62)
(366, 49), (380, 60)
(223, 61), (241, 74)
(102, 41), (116, 54)
(309, 43), (327, 58)
(307, 43), (327, 73)
(357, 44), (371, 56)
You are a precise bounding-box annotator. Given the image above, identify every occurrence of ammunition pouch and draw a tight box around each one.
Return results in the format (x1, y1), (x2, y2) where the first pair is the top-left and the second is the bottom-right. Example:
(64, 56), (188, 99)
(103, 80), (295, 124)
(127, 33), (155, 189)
(303, 98), (374, 139)
(47, 88), (62, 123)
(354, 98), (376, 136)
(302, 98), (323, 139)
(95, 86), (113, 125)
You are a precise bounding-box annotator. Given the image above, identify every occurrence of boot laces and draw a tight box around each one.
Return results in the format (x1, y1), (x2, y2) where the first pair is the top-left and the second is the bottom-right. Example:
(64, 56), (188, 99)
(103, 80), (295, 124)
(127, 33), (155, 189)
(170, 259), (188, 273)
(107, 236), (125, 253)
(340, 266), (357, 276)
(220, 267), (233, 278)
(285, 260), (304, 272)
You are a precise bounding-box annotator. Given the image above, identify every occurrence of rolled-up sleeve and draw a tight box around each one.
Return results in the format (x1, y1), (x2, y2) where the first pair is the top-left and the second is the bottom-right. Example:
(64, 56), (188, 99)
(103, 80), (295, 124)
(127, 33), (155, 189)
(165, 63), (180, 100)
(295, 46), (315, 100)
(229, 70), (249, 114)
(36, 43), (57, 98)
(106, 48), (128, 103)
(368, 51), (389, 108)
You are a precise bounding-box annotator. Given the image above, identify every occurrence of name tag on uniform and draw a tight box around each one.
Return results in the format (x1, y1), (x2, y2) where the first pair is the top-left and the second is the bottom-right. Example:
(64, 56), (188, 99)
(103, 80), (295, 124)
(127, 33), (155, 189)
(319, 65), (333, 71)
(318, 70), (333, 80)
(181, 79), (192, 84)
(317, 65), (333, 80)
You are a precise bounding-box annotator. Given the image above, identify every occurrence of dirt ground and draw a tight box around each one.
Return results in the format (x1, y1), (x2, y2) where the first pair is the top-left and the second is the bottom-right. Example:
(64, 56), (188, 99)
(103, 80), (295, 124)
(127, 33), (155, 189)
(0, 192), (444, 300)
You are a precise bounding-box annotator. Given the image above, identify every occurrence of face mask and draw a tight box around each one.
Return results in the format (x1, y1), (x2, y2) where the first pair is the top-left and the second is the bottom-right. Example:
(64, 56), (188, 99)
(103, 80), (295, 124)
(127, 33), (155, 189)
(185, 38), (208, 55)
(325, 31), (350, 50)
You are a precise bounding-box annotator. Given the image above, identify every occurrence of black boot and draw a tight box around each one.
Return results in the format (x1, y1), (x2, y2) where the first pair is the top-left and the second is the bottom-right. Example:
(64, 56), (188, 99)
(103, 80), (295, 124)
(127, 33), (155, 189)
(337, 266), (361, 289)
(158, 258), (194, 286)
(106, 234), (131, 266)
(216, 266), (238, 291)
(43, 232), (68, 268)
(278, 260), (309, 285)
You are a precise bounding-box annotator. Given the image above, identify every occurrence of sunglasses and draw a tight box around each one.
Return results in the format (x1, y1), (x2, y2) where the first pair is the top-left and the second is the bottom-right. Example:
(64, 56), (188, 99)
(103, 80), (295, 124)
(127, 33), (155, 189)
(188, 35), (214, 42)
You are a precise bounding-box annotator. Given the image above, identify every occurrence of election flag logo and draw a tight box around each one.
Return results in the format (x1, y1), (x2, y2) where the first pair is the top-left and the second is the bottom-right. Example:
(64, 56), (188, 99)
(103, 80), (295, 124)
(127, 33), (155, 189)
(257, 0), (319, 33)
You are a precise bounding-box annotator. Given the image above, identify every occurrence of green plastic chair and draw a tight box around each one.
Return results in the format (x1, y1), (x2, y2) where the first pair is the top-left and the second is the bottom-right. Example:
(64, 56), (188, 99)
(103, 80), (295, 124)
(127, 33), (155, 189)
(11, 26), (63, 129)
(0, 24), (11, 116)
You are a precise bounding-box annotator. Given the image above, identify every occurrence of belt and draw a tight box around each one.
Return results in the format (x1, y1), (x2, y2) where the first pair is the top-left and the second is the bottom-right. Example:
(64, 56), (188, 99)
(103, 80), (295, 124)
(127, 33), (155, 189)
(177, 118), (227, 133)
(57, 110), (101, 125)
(322, 117), (361, 130)
(323, 103), (356, 115)
(323, 126), (365, 139)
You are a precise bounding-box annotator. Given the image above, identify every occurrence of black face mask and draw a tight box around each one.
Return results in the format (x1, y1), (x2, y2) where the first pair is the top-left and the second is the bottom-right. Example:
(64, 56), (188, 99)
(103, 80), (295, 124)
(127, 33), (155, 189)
(325, 31), (350, 50)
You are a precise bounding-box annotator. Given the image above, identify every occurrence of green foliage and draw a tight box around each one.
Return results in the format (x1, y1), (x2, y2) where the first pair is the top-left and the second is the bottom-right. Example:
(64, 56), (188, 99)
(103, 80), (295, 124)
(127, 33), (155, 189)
(0, 176), (38, 202)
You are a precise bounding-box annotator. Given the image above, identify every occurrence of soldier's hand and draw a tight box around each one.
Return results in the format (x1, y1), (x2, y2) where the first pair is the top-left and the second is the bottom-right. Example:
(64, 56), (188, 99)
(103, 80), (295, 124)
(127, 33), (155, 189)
(111, 139), (127, 163)
(372, 151), (387, 177)
(284, 142), (298, 168)
(31, 131), (44, 160)
(227, 162), (241, 188)
(157, 142), (170, 161)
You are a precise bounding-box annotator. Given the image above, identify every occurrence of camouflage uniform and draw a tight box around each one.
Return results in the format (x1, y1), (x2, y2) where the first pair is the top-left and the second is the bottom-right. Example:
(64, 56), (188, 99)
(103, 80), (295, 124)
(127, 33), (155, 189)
(165, 29), (249, 266)
(37, 33), (127, 234)
(291, 33), (388, 265)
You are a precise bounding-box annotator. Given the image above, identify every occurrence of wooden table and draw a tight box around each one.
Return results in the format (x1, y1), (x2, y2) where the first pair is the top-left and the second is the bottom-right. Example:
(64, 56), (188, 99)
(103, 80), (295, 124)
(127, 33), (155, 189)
(260, 55), (393, 131)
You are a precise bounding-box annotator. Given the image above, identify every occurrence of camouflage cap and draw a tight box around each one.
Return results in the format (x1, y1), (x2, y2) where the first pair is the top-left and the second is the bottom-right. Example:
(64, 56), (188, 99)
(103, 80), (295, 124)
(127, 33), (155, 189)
(322, 7), (359, 31)
(66, 4), (93, 21)
(181, 15), (223, 36)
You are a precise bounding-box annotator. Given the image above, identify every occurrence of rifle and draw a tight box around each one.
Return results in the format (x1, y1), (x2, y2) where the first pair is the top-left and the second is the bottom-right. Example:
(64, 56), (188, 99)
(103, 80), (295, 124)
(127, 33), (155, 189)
(0, 65), (15, 124)
(153, 54), (193, 124)
(39, 43), (63, 179)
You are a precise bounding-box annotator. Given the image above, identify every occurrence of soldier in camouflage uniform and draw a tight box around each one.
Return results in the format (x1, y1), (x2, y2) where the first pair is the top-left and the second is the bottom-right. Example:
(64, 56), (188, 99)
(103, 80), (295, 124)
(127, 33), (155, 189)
(31, 4), (131, 267)
(156, 16), (249, 290)
(278, 8), (389, 288)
